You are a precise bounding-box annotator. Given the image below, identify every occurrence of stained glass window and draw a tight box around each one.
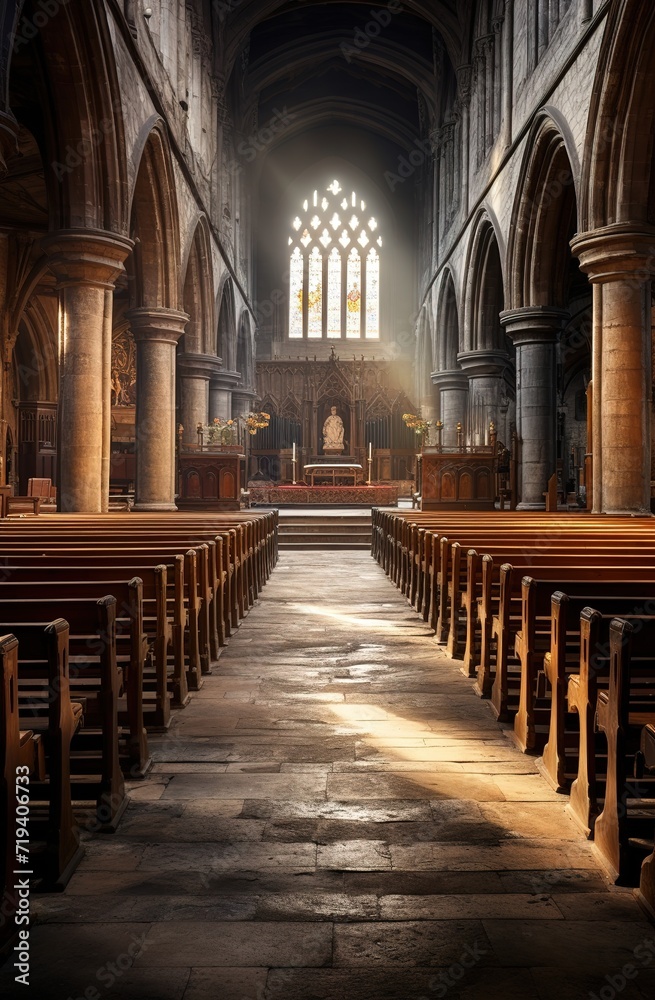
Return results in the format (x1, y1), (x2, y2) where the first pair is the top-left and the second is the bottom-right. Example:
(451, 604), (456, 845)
(366, 248), (380, 340)
(307, 247), (323, 339)
(289, 247), (303, 339)
(327, 248), (341, 339)
(287, 179), (381, 339)
(346, 248), (362, 339)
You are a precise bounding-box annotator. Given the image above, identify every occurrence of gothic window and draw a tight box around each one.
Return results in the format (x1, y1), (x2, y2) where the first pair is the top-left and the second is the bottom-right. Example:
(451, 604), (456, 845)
(289, 247), (304, 339)
(287, 179), (383, 339)
(327, 248), (342, 339)
(346, 248), (362, 339)
(366, 248), (380, 339)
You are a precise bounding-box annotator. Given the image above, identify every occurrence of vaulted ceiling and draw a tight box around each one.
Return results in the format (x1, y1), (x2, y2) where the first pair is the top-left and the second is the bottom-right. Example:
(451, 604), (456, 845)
(222, 1), (473, 153)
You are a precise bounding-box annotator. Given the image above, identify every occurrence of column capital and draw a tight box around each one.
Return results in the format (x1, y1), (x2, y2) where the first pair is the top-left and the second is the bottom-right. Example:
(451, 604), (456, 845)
(42, 229), (134, 287)
(127, 307), (189, 345)
(177, 352), (223, 380)
(457, 349), (511, 378)
(232, 388), (258, 401)
(431, 368), (469, 392)
(211, 369), (242, 392)
(500, 307), (569, 344)
(571, 224), (655, 283)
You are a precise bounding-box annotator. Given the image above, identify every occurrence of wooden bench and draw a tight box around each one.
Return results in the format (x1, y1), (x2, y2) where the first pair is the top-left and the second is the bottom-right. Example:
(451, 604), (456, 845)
(1, 634), (45, 954)
(591, 616), (655, 881)
(0, 580), (150, 777)
(7, 621), (85, 888)
(0, 596), (126, 830)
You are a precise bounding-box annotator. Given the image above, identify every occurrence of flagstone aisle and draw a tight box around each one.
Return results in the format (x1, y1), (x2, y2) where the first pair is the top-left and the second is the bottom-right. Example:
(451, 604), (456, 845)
(8, 551), (655, 999)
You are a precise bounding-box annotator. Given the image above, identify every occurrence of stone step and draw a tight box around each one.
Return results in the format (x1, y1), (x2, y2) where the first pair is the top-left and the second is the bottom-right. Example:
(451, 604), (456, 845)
(279, 541), (372, 550)
(279, 533), (371, 546)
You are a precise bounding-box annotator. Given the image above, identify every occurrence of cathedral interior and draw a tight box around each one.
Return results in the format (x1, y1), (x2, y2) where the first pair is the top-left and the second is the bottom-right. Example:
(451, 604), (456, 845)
(3, 1), (655, 998)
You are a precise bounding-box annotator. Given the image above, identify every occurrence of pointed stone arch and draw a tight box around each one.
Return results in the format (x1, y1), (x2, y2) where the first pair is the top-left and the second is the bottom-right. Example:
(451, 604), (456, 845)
(507, 114), (579, 311)
(182, 217), (215, 356)
(129, 122), (181, 311)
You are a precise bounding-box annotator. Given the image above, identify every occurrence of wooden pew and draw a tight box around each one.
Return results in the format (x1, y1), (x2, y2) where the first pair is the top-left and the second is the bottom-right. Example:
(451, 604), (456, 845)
(529, 589), (655, 789)
(1, 634), (44, 954)
(0, 580), (150, 777)
(0, 596), (126, 830)
(8, 621), (84, 888)
(592, 616), (655, 882)
(489, 562), (655, 722)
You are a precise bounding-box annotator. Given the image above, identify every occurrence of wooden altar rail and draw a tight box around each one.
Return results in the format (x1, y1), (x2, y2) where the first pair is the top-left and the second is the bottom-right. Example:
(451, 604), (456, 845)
(370, 508), (655, 909)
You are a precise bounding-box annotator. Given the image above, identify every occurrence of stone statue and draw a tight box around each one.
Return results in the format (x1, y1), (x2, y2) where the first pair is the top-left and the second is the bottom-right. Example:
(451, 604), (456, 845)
(323, 406), (345, 452)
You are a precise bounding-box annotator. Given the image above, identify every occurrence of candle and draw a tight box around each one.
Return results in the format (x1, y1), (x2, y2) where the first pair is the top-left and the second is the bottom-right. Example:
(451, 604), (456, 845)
(368, 442), (372, 461)
(293, 442), (296, 462)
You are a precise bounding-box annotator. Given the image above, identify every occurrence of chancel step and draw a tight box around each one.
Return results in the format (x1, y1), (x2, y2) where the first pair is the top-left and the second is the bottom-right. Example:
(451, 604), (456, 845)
(277, 511), (372, 550)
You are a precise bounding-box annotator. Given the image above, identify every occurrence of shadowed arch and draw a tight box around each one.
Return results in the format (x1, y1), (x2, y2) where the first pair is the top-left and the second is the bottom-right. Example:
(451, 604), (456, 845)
(217, 277), (237, 370)
(579, 0), (655, 230)
(129, 124), (180, 310)
(507, 115), (578, 310)
(463, 213), (506, 354)
(436, 269), (461, 370)
(182, 217), (214, 355)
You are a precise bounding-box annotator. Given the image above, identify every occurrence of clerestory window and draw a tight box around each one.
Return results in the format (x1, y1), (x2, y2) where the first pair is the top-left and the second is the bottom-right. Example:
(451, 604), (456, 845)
(288, 179), (382, 340)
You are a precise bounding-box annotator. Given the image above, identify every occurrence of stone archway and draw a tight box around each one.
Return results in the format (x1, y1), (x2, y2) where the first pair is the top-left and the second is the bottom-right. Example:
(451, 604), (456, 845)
(126, 124), (187, 511)
(460, 214), (512, 446)
(434, 269), (468, 447)
(502, 115), (585, 508)
(178, 218), (218, 446)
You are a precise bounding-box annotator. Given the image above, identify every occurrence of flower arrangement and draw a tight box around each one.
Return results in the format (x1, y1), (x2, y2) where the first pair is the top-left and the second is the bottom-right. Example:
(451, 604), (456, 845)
(402, 412), (431, 437)
(245, 411), (271, 436)
(196, 417), (237, 446)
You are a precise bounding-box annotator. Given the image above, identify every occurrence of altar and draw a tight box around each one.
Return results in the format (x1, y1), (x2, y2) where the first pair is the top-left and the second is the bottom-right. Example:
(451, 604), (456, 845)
(303, 463), (363, 486)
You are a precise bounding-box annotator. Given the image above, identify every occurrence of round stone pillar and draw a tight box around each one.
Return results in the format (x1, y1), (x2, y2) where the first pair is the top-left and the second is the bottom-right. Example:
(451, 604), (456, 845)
(177, 354), (223, 446)
(232, 389), (258, 421)
(432, 370), (469, 447)
(572, 225), (655, 516)
(457, 350), (512, 446)
(42, 229), (134, 512)
(127, 308), (189, 511)
(209, 370), (241, 423)
(501, 307), (568, 509)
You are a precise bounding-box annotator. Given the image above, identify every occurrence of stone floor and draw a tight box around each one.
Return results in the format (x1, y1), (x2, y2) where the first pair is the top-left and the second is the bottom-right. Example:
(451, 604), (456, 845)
(4, 550), (655, 999)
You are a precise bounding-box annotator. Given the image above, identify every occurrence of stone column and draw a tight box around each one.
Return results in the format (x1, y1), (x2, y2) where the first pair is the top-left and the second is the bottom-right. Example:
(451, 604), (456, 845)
(457, 350), (511, 446)
(177, 353), (222, 446)
(572, 225), (655, 515)
(42, 230), (133, 512)
(127, 308), (189, 512)
(232, 389), (258, 421)
(501, 307), (568, 509)
(209, 370), (240, 423)
(432, 370), (468, 447)
(502, 0), (514, 149)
